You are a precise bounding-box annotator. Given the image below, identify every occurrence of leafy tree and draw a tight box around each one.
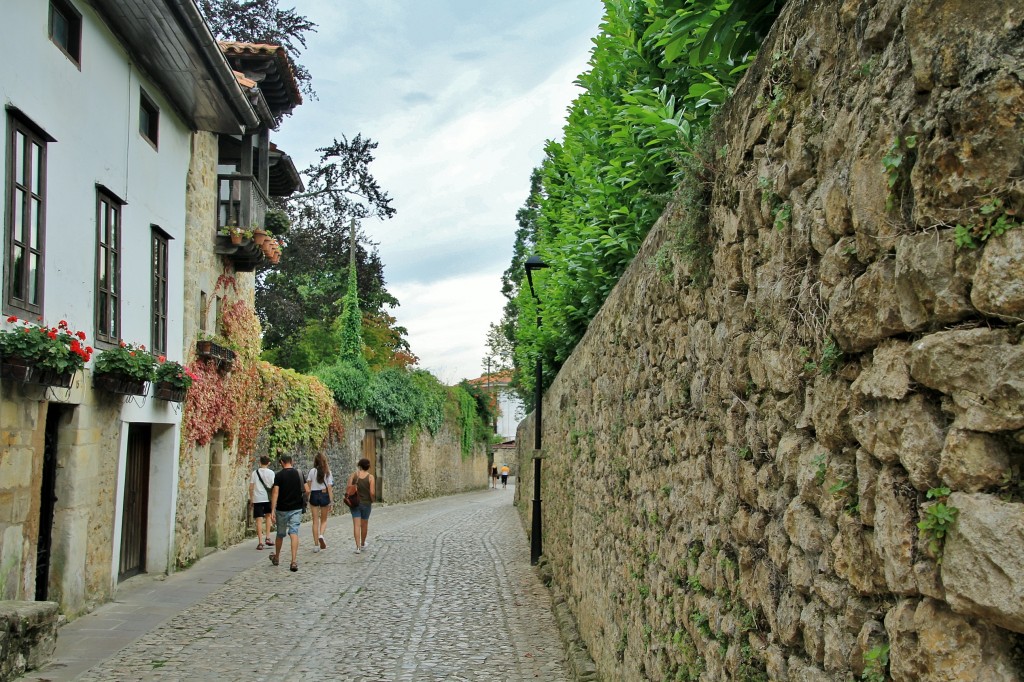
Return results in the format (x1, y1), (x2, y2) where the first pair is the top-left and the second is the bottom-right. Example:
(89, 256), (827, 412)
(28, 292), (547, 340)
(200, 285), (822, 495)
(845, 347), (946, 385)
(198, 0), (318, 99)
(508, 0), (782, 397)
(257, 135), (401, 369)
(363, 312), (418, 370)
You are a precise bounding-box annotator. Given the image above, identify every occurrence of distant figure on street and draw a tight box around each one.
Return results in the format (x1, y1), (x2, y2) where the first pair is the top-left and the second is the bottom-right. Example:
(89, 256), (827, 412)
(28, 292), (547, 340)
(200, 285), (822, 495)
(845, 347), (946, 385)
(500, 464), (510, 488)
(305, 452), (334, 553)
(491, 465), (498, 488)
(349, 458), (375, 554)
(269, 454), (304, 572)
(250, 455), (275, 549)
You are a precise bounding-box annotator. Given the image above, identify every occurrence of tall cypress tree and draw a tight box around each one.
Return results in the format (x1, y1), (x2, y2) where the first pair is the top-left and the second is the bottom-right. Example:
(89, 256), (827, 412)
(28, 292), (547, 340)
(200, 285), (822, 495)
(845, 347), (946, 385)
(338, 220), (363, 363)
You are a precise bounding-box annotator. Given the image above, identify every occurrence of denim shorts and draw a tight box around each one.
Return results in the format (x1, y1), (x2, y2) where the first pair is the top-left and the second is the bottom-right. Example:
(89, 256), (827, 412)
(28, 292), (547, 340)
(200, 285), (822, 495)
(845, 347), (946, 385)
(351, 503), (372, 519)
(309, 490), (331, 507)
(276, 509), (301, 537)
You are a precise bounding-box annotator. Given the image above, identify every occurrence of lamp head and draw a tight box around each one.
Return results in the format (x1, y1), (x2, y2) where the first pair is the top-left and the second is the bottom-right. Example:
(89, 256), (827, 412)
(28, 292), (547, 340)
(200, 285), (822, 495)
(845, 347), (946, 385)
(524, 254), (549, 298)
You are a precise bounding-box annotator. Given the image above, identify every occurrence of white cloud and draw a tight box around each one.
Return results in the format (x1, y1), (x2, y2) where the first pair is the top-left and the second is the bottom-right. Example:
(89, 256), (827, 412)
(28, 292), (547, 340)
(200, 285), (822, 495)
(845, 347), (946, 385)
(391, 273), (507, 384)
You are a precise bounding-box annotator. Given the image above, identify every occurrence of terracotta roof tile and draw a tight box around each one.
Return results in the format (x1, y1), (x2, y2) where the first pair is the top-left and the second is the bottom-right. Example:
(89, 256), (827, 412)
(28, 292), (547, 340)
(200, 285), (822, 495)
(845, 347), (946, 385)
(232, 70), (257, 89)
(218, 41), (302, 107)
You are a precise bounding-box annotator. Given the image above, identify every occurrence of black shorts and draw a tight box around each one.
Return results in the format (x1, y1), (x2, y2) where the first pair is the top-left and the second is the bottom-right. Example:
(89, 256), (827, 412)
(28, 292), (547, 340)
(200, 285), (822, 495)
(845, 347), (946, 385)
(501, 474), (508, 483)
(252, 501), (270, 518)
(309, 490), (331, 507)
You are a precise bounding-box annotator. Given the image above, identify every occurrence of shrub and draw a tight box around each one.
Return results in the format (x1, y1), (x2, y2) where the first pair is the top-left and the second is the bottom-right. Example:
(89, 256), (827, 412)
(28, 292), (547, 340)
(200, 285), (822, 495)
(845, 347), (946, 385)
(315, 359), (370, 410)
(365, 367), (422, 429)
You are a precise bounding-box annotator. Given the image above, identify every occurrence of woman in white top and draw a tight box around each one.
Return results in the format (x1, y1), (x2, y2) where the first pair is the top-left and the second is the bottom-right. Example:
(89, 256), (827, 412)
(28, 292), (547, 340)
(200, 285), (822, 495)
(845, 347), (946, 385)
(305, 452), (334, 552)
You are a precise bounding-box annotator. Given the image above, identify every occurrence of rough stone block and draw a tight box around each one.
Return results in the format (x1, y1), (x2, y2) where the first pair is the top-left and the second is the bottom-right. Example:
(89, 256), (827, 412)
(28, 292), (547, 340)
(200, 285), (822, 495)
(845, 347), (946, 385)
(830, 261), (907, 353)
(938, 429), (1010, 492)
(872, 466), (918, 595)
(851, 339), (912, 400)
(908, 328), (1024, 432)
(895, 231), (974, 330)
(942, 493), (1024, 634)
(885, 597), (1019, 681)
(972, 228), (1024, 319)
(0, 600), (58, 681)
(832, 515), (886, 595)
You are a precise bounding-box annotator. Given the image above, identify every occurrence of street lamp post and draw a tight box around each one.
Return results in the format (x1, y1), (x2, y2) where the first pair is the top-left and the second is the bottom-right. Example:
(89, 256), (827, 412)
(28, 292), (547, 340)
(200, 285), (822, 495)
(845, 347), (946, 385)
(525, 254), (548, 566)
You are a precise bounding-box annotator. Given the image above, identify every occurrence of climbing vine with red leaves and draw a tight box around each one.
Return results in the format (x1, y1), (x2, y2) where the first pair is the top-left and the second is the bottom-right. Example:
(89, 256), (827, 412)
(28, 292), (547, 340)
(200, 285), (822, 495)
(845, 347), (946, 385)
(183, 289), (340, 459)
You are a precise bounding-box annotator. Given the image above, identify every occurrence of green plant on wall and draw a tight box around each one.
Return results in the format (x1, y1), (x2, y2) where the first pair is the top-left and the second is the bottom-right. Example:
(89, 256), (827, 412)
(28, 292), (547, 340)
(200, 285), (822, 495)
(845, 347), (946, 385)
(953, 194), (1021, 249)
(917, 487), (958, 562)
(862, 643), (890, 682)
(882, 135), (916, 211)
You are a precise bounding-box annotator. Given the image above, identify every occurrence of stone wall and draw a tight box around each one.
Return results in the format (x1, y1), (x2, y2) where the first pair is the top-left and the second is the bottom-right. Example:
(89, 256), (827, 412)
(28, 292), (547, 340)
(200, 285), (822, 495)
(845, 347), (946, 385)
(0, 378), (130, 617)
(516, 0), (1024, 680)
(176, 407), (487, 559)
(0, 600), (59, 682)
(291, 411), (488, 510)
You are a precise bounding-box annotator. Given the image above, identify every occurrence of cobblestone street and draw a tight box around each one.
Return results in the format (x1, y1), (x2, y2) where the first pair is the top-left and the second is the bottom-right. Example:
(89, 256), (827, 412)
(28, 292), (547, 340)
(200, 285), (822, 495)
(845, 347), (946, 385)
(27, 485), (568, 682)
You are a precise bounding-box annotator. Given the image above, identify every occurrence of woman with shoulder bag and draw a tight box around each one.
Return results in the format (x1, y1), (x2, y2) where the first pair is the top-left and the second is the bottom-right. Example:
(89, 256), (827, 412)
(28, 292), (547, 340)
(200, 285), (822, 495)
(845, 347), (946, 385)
(305, 453), (334, 552)
(349, 458), (375, 554)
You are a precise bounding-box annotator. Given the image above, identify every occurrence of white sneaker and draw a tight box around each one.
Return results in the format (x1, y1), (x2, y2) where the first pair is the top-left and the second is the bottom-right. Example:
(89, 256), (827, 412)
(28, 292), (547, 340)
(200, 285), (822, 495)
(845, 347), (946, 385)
(354, 547), (361, 554)
(312, 546), (320, 554)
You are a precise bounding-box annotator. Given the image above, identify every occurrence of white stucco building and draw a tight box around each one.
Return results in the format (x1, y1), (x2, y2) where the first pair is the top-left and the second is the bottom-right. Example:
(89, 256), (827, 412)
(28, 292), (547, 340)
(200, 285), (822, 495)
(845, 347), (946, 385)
(0, 0), (256, 615)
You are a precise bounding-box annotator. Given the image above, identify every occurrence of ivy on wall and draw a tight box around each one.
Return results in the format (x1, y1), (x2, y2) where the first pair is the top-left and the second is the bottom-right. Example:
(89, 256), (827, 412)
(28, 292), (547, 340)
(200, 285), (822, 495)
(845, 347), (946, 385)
(182, 287), (341, 459)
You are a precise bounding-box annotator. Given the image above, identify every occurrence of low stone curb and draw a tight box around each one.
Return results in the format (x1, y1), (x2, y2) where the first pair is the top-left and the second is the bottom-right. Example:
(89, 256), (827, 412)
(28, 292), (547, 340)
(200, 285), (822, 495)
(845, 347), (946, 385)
(0, 600), (59, 682)
(537, 558), (601, 682)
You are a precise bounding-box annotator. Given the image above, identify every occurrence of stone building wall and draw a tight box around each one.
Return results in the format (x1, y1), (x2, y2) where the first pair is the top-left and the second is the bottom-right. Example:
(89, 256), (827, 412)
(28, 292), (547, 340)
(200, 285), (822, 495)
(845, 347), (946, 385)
(174, 130), (258, 567)
(516, 0), (1024, 680)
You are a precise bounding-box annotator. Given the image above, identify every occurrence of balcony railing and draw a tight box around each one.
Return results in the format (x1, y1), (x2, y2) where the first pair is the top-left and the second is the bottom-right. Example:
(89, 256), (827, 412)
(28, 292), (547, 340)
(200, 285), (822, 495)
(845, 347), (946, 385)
(217, 173), (270, 233)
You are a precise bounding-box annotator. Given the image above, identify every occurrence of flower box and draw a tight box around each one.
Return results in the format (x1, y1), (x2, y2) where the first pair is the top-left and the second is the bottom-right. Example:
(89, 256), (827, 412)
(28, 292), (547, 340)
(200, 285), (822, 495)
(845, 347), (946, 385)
(196, 340), (236, 369)
(1, 357), (35, 382)
(154, 381), (187, 402)
(33, 368), (74, 389)
(1, 357), (74, 388)
(93, 372), (148, 396)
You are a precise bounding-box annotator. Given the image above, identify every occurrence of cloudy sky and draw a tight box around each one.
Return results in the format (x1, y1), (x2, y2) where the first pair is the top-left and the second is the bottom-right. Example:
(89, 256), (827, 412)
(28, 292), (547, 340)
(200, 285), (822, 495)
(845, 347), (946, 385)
(272, 1), (604, 384)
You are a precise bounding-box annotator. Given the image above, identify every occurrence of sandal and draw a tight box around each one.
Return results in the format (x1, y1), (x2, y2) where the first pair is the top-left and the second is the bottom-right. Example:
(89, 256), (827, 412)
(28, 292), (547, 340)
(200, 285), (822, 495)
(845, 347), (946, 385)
(257, 543), (264, 550)
(289, 562), (298, 572)
(269, 553), (279, 566)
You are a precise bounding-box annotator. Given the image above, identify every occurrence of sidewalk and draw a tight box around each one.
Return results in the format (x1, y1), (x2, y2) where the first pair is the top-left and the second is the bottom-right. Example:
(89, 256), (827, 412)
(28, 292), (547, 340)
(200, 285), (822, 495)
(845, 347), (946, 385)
(21, 521), (316, 681)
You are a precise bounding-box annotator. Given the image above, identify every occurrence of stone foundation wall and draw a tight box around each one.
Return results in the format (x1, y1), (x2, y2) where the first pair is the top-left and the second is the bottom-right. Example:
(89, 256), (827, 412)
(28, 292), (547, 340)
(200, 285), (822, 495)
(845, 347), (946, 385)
(0, 600), (59, 682)
(517, 0), (1024, 680)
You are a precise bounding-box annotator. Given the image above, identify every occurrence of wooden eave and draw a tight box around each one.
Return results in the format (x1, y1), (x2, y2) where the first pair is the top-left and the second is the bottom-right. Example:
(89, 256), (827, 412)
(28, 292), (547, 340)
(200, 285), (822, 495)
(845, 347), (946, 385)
(85, 0), (259, 133)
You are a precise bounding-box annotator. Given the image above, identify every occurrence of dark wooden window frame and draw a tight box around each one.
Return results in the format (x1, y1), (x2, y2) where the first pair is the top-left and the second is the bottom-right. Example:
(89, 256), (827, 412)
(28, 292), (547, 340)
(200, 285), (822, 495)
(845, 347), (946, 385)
(3, 111), (51, 318)
(150, 226), (170, 356)
(48, 0), (83, 67)
(95, 187), (124, 346)
(139, 89), (159, 150)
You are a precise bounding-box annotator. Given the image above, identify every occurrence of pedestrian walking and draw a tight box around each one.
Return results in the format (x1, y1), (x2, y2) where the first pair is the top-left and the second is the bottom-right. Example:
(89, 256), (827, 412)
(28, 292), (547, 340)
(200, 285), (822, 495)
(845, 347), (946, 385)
(500, 463), (510, 488)
(348, 458), (375, 554)
(269, 454), (304, 572)
(249, 455), (275, 549)
(305, 452), (333, 553)
(491, 464), (498, 488)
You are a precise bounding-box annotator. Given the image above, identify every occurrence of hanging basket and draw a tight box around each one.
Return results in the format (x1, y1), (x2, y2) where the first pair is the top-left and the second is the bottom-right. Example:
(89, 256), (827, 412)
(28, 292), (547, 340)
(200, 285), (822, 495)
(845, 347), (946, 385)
(154, 381), (187, 402)
(93, 372), (148, 396)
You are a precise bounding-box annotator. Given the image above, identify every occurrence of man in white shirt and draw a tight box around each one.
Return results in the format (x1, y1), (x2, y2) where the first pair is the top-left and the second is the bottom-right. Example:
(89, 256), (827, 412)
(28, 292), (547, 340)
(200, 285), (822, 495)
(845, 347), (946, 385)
(249, 455), (275, 549)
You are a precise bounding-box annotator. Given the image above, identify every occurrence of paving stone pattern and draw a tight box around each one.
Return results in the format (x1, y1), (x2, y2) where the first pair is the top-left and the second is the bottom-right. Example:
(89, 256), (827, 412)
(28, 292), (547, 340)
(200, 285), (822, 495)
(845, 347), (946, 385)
(76, 487), (568, 681)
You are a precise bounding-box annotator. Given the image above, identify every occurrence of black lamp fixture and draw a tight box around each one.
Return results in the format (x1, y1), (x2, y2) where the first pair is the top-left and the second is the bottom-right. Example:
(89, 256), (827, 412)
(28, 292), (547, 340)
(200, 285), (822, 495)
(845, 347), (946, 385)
(524, 254), (548, 565)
